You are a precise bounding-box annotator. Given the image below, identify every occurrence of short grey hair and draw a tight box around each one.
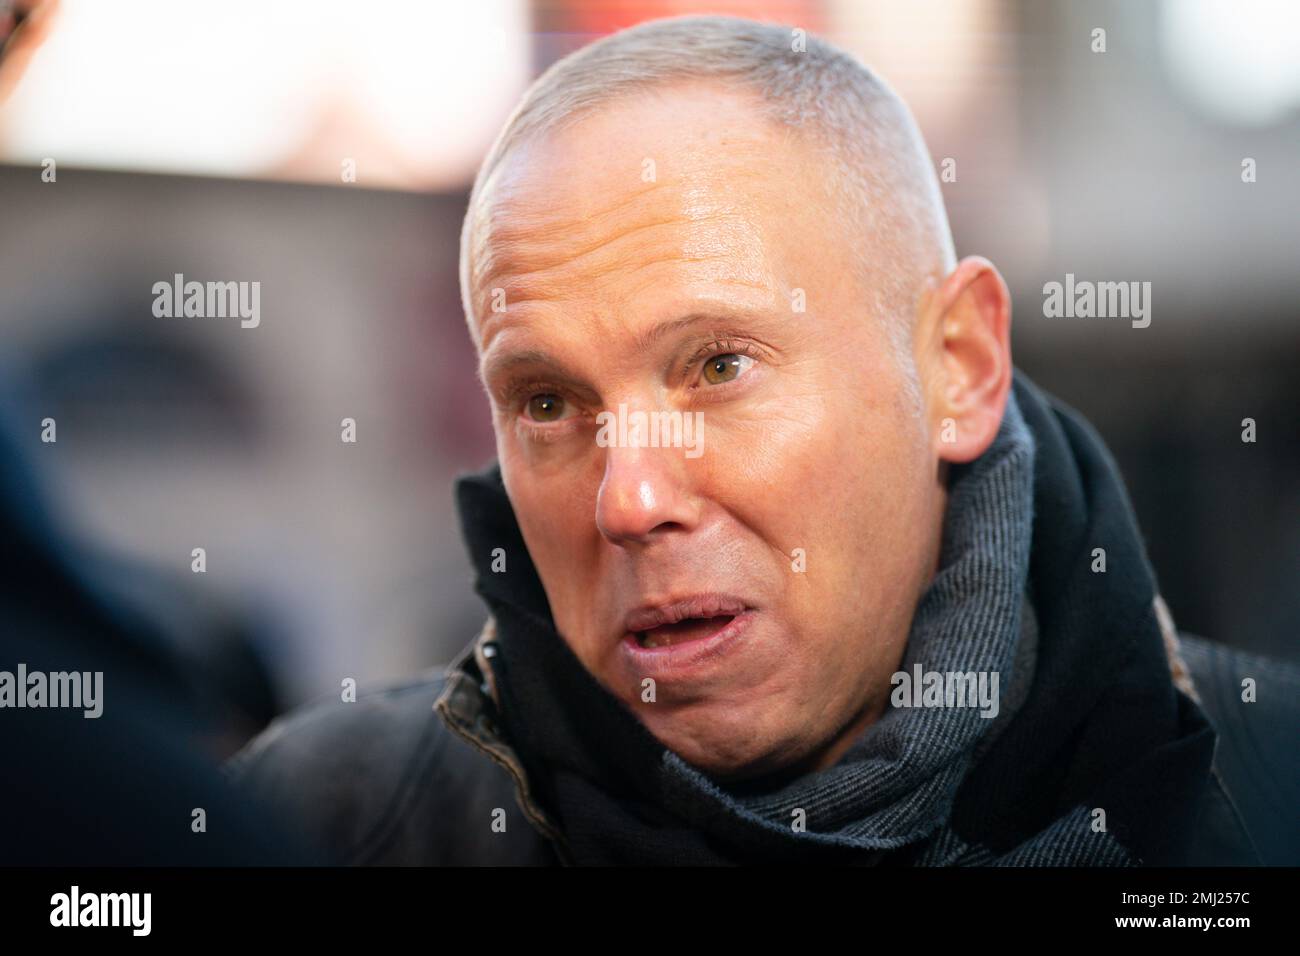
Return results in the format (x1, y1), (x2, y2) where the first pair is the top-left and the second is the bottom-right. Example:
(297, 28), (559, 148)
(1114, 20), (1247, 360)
(460, 14), (955, 374)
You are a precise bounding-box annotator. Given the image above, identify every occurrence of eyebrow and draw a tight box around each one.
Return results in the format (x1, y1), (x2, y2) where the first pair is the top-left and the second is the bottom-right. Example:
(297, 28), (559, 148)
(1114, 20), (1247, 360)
(479, 348), (566, 391)
(481, 310), (771, 381)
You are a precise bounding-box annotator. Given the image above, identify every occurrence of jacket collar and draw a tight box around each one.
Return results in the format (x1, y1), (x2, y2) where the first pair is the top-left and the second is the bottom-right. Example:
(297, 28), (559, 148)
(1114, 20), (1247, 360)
(433, 616), (572, 860)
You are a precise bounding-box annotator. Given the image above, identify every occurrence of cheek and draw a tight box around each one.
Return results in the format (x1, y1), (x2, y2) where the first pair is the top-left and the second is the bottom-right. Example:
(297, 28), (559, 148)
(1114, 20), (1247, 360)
(699, 375), (833, 512)
(500, 445), (563, 575)
(714, 371), (923, 542)
(505, 458), (587, 565)
(499, 442), (605, 634)
(714, 365), (932, 615)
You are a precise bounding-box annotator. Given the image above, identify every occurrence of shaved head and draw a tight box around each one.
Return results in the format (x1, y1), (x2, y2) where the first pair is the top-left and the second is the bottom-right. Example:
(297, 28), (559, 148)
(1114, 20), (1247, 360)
(462, 15), (955, 368)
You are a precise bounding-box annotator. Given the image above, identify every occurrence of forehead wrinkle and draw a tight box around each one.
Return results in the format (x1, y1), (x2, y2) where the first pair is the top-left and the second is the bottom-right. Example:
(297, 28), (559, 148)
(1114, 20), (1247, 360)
(510, 247), (769, 316)
(480, 213), (687, 300)
(483, 170), (758, 272)
(487, 172), (672, 249)
(479, 205), (770, 319)
(475, 174), (674, 286)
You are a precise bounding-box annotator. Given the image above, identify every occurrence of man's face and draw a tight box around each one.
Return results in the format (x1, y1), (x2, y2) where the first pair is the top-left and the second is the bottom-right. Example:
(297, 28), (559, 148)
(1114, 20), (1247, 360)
(469, 83), (946, 779)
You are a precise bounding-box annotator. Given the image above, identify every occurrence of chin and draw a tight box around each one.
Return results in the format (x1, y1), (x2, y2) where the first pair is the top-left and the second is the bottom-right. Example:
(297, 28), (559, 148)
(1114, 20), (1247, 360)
(637, 703), (810, 782)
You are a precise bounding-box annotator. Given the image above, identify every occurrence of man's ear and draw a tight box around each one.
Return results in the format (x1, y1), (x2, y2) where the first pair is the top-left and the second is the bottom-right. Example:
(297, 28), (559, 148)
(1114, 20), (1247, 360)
(921, 256), (1012, 464)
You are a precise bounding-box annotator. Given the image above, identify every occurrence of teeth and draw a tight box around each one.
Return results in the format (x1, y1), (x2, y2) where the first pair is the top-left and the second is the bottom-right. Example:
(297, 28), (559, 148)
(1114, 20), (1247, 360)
(635, 616), (731, 650)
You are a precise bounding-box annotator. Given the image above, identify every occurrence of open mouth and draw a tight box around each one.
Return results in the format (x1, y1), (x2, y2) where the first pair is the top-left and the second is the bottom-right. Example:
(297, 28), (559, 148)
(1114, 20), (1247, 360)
(623, 593), (751, 651)
(633, 614), (737, 649)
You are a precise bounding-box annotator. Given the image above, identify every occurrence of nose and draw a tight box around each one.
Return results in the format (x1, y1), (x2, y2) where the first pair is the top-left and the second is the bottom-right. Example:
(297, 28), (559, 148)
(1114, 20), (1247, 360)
(595, 440), (701, 546)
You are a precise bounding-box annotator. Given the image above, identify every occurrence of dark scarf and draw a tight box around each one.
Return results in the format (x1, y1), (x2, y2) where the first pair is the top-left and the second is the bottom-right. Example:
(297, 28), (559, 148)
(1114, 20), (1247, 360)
(453, 371), (1216, 865)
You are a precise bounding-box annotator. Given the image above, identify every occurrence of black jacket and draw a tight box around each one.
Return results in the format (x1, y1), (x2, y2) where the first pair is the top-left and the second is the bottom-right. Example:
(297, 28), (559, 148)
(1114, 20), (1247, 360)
(226, 620), (1299, 866)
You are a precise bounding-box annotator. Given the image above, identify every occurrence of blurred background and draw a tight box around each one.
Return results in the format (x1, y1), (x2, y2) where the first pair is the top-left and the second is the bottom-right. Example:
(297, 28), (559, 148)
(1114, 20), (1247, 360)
(1, 0), (1296, 754)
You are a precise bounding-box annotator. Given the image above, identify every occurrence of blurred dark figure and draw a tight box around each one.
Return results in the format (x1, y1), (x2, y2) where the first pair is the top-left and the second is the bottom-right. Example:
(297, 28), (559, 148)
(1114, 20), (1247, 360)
(0, 392), (320, 864)
(0, 0), (318, 865)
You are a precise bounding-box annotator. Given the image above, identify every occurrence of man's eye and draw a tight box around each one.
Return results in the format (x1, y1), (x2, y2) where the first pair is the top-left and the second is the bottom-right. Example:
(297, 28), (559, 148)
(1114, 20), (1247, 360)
(702, 353), (755, 385)
(525, 393), (566, 422)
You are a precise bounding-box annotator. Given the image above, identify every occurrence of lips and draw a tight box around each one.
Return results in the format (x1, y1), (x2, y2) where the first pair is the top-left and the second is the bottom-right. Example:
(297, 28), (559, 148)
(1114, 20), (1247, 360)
(624, 594), (750, 649)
